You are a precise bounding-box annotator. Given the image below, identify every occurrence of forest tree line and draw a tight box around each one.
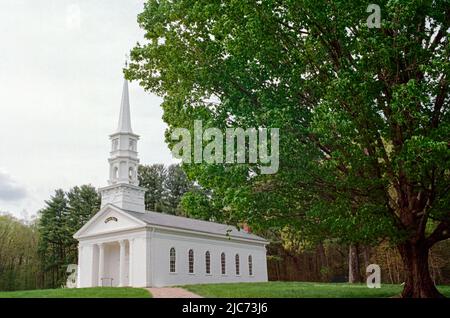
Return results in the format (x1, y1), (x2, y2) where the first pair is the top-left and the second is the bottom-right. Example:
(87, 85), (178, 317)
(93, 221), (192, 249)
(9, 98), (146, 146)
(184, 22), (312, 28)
(1, 164), (449, 291)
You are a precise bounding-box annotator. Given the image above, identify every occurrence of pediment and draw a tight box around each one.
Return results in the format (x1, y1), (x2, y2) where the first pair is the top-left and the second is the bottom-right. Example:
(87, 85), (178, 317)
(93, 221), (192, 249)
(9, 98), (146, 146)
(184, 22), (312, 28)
(74, 204), (146, 239)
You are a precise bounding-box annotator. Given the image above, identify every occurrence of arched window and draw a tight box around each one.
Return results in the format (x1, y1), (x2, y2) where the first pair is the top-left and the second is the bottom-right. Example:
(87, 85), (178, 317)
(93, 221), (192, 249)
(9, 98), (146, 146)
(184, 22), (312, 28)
(112, 139), (119, 151)
(235, 254), (240, 275)
(128, 167), (134, 181)
(113, 167), (119, 180)
(169, 248), (176, 273)
(248, 255), (253, 276)
(188, 249), (194, 273)
(205, 251), (211, 274)
(129, 139), (135, 151)
(221, 252), (226, 275)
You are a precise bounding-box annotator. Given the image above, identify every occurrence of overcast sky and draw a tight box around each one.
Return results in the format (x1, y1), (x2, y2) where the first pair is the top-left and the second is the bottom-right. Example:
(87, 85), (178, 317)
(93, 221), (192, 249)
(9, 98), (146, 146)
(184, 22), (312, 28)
(0, 1), (176, 219)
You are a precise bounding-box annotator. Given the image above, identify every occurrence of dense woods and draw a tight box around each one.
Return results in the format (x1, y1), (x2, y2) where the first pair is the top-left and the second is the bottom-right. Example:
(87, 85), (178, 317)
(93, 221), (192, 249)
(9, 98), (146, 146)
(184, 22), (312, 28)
(267, 240), (450, 285)
(0, 185), (100, 290)
(0, 215), (40, 291)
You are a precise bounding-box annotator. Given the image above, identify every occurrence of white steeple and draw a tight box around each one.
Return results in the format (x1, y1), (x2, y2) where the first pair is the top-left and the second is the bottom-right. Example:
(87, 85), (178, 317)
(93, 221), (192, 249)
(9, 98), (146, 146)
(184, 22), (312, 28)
(116, 79), (133, 134)
(98, 78), (147, 213)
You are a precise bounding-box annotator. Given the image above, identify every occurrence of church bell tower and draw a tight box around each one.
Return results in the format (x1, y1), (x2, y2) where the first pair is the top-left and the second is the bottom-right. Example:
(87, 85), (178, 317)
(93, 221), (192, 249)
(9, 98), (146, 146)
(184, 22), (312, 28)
(99, 79), (146, 213)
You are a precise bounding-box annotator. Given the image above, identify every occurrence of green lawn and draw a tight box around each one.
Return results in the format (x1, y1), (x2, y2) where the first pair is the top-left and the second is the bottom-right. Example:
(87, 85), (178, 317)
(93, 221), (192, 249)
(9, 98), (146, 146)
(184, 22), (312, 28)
(0, 287), (151, 298)
(2, 283), (450, 298)
(183, 282), (450, 298)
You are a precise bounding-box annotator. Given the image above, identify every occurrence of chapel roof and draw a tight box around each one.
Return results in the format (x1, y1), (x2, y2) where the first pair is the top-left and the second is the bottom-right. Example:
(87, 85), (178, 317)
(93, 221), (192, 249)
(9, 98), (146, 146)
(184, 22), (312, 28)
(123, 209), (267, 243)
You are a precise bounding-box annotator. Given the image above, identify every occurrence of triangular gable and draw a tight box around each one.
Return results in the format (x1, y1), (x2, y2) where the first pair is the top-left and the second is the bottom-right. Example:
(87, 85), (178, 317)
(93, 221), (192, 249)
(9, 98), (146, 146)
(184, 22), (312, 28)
(74, 204), (147, 239)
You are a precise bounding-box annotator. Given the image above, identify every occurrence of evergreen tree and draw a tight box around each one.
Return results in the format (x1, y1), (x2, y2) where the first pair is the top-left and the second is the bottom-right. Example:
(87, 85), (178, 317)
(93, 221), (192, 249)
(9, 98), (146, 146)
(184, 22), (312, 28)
(66, 185), (100, 263)
(138, 164), (166, 212)
(138, 164), (194, 214)
(37, 185), (100, 288)
(164, 164), (194, 215)
(37, 189), (68, 288)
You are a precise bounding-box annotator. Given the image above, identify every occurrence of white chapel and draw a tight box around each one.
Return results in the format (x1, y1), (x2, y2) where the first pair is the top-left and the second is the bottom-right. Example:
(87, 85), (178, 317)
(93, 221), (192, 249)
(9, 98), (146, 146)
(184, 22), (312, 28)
(74, 79), (268, 288)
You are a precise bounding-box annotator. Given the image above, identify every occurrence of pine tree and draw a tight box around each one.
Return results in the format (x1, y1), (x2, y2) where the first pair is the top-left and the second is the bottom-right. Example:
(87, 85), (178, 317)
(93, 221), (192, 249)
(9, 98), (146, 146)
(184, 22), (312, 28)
(37, 185), (100, 288)
(37, 189), (68, 288)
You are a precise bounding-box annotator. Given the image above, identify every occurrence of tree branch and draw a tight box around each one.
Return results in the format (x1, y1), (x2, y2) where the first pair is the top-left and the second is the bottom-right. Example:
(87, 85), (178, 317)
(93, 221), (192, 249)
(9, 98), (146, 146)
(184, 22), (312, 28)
(426, 221), (450, 248)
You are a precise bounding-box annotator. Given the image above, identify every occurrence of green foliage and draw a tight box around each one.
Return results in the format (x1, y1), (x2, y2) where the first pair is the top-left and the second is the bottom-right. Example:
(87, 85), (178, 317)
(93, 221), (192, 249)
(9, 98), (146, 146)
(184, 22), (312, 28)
(138, 163), (194, 215)
(0, 214), (40, 291)
(128, 0), (449, 295)
(165, 164), (195, 213)
(37, 185), (100, 288)
(139, 164), (167, 212)
(127, 0), (449, 245)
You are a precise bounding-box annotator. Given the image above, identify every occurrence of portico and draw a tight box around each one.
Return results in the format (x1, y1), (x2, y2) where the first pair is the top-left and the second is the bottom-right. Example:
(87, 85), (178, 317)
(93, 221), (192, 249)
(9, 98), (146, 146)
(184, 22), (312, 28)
(75, 204), (150, 288)
(95, 239), (131, 287)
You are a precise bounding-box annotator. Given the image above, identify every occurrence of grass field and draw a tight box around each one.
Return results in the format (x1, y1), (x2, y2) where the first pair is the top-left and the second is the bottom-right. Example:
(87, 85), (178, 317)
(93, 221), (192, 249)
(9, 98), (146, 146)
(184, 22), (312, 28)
(0, 287), (151, 298)
(1, 282), (450, 298)
(183, 282), (450, 298)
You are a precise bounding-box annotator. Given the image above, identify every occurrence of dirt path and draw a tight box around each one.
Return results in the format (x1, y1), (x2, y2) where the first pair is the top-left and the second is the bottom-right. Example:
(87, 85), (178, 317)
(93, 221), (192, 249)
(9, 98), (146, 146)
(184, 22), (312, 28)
(147, 287), (203, 298)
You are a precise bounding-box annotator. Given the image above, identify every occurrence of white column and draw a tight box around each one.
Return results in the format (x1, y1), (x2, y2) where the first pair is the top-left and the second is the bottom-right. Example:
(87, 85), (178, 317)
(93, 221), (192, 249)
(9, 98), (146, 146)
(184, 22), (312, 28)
(77, 244), (82, 288)
(129, 239), (134, 286)
(98, 243), (104, 286)
(119, 240), (126, 287)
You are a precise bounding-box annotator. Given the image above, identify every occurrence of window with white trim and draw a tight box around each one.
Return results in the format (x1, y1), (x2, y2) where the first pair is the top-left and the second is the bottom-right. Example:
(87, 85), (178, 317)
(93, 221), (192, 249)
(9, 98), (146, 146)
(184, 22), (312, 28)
(188, 249), (194, 273)
(169, 248), (176, 273)
(205, 251), (211, 274)
(221, 252), (226, 275)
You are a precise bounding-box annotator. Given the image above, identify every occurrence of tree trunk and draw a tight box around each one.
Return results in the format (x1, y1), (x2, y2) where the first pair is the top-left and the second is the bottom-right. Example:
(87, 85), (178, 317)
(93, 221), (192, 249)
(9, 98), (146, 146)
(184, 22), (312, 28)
(362, 245), (370, 268)
(398, 240), (444, 298)
(361, 245), (371, 280)
(317, 243), (328, 281)
(348, 244), (361, 283)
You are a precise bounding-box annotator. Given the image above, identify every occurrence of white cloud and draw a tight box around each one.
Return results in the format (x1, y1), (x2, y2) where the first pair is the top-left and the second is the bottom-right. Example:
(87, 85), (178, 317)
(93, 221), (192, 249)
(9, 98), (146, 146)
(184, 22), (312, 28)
(0, 170), (27, 202)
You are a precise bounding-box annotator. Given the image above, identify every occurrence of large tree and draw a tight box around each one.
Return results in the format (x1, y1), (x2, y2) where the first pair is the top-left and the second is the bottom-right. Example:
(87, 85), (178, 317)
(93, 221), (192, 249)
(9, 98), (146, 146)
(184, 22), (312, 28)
(37, 189), (69, 287)
(127, 0), (449, 297)
(65, 185), (101, 260)
(38, 185), (99, 288)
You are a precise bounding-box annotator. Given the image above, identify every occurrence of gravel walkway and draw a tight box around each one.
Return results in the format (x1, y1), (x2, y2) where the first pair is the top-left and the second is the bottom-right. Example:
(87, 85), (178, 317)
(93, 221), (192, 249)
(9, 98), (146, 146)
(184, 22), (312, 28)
(147, 287), (202, 298)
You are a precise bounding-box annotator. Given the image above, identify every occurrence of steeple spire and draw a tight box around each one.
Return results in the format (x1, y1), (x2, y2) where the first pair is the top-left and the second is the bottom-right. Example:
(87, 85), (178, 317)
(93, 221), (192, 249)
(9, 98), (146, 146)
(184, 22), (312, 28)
(117, 79), (133, 133)
(99, 76), (146, 213)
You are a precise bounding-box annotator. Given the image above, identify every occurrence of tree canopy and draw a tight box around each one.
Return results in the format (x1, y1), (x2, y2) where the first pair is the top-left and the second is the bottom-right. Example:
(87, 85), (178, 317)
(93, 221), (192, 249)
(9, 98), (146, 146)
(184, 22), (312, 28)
(127, 0), (449, 297)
